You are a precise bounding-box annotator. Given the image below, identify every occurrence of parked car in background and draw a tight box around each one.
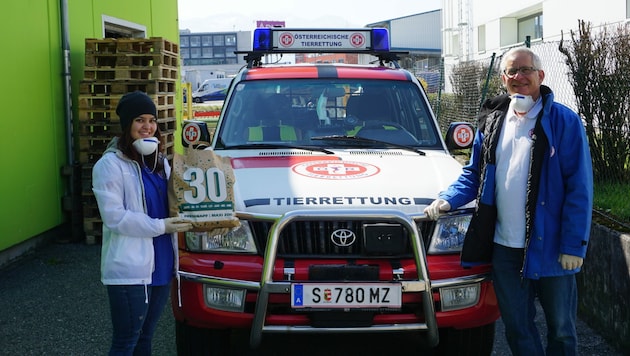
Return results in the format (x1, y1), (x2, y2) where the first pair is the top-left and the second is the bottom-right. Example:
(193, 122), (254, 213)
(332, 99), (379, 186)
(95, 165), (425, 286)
(195, 87), (228, 103)
(192, 78), (232, 103)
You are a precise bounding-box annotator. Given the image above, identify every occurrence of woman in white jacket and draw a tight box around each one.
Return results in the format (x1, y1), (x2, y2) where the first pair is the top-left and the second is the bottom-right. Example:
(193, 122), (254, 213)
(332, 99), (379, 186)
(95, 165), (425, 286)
(92, 91), (192, 355)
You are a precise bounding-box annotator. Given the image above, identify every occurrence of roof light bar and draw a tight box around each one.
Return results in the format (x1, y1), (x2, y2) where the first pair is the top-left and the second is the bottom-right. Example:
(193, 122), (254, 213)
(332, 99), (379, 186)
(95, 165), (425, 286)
(252, 28), (390, 53)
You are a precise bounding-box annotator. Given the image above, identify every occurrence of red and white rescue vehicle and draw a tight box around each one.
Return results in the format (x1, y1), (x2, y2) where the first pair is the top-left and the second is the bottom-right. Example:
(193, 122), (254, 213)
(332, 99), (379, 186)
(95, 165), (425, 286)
(173, 28), (498, 354)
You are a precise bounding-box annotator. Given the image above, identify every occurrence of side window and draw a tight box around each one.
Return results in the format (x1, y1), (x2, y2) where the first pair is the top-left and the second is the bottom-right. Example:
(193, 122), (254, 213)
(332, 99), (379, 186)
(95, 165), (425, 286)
(404, 91), (439, 146)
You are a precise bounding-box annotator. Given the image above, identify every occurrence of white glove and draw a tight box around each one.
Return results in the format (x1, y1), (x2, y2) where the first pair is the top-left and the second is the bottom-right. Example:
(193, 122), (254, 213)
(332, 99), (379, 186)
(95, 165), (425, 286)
(558, 254), (584, 270)
(423, 199), (451, 220)
(164, 217), (193, 234)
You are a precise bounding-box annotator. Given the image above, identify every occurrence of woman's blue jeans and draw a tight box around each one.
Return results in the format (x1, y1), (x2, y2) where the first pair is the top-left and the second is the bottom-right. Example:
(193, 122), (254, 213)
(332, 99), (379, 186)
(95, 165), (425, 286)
(106, 284), (171, 356)
(492, 243), (578, 356)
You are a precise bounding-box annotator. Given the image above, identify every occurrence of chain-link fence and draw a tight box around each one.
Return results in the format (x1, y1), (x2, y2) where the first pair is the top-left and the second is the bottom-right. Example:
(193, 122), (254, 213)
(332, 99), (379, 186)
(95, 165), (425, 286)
(412, 28), (630, 228)
(421, 37), (630, 184)
(426, 41), (579, 132)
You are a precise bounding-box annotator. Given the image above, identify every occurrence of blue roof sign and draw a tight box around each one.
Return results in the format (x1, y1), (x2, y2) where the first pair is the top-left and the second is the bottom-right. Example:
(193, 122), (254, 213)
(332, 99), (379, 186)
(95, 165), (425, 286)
(253, 28), (390, 52)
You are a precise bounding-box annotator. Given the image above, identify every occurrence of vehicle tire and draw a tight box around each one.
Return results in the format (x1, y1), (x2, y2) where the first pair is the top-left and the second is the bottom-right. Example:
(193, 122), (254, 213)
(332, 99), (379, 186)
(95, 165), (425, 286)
(193, 97), (203, 103)
(434, 322), (495, 356)
(175, 320), (231, 356)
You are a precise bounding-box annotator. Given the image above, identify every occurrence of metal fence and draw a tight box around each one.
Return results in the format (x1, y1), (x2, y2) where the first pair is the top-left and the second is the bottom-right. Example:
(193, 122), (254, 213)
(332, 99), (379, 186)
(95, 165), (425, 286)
(422, 38), (630, 182)
(413, 36), (630, 228)
(426, 40), (580, 132)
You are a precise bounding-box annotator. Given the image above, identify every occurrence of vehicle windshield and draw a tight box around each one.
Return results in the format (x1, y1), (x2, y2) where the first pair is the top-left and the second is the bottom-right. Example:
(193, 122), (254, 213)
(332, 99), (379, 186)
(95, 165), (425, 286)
(215, 79), (442, 149)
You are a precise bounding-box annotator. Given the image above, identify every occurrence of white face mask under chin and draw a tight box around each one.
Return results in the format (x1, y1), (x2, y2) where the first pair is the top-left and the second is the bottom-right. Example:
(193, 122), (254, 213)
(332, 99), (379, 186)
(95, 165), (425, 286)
(132, 137), (159, 172)
(510, 94), (535, 114)
(133, 137), (159, 155)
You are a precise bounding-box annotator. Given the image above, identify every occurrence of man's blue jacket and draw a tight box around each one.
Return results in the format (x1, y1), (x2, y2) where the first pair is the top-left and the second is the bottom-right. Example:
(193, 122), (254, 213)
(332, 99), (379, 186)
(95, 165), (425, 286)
(439, 85), (593, 279)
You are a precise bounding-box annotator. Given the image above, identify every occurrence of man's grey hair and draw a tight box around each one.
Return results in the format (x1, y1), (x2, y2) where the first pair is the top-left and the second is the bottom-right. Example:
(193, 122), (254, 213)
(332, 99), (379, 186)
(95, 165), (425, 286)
(499, 47), (542, 72)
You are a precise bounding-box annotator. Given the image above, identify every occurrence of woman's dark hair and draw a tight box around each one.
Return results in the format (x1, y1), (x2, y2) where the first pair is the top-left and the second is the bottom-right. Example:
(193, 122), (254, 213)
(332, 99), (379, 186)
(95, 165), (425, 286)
(118, 124), (165, 174)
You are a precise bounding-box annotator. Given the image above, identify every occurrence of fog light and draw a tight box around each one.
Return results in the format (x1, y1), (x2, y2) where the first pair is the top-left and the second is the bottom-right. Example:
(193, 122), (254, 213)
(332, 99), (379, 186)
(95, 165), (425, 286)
(204, 286), (246, 312)
(439, 283), (480, 311)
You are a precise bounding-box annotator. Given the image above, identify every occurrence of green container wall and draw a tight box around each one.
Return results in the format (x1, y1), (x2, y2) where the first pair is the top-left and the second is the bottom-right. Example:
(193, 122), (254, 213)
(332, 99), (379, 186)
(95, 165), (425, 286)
(0, 0), (180, 252)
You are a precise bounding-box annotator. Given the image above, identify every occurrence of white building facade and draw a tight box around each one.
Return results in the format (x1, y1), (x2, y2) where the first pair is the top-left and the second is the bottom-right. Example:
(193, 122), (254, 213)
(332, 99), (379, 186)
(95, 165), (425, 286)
(442, 0), (630, 104)
(443, 0), (629, 61)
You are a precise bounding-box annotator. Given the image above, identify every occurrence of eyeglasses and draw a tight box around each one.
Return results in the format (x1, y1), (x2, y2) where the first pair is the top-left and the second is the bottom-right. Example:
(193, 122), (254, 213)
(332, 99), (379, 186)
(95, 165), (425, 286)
(503, 66), (538, 78)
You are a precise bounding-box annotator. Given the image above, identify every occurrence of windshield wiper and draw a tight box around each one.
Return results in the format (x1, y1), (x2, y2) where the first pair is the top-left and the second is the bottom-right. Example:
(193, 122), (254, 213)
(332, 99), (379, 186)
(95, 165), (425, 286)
(311, 135), (426, 155)
(223, 143), (334, 154)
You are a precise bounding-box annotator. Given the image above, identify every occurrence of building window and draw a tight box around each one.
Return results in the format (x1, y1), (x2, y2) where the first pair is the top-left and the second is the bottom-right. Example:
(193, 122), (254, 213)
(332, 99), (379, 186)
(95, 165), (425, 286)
(190, 36), (200, 46)
(477, 24), (486, 53)
(226, 35), (236, 46)
(202, 35), (212, 46)
(225, 47), (236, 57)
(213, 35), (225, 46)
(213, 47), (226, 58)
(181, 48), (190, 59)
(202, 47), (214, 57)
(518, 13), (543, 43)
(102, 15), (146, 38)
(190, 47), (201, 58)
(180, 36), (189, 47)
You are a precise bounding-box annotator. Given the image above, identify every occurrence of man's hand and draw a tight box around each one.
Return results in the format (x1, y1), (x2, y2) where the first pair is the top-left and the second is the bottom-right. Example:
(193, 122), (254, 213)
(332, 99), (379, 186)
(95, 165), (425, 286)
(164, 217), (193, 233)
(558, 254), (584, 270)
(423, 199), (451, 220)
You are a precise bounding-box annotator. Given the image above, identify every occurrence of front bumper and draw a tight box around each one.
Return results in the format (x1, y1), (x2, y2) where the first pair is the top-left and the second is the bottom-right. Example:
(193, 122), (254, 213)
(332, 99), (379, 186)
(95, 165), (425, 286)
(174, 209), (498, 348)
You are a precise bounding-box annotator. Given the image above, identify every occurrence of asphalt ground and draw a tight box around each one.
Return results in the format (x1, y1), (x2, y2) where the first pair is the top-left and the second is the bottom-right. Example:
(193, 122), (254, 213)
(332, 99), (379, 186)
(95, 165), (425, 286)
(0, 240), (622, 356)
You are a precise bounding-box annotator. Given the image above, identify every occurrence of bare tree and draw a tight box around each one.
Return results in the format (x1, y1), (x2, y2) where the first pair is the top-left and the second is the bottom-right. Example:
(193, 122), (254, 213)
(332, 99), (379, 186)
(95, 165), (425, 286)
(559, 20), (630, 183)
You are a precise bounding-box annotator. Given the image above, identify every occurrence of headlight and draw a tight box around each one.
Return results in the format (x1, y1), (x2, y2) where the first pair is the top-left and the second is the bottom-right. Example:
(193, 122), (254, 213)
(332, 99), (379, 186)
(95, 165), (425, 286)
(185, 222), (257, 253)
(427, 213), (472, 254)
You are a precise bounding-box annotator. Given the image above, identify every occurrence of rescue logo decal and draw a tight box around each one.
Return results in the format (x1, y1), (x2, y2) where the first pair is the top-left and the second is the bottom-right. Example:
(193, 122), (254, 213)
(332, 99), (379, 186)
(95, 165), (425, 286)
(279, 32), (295, 47)
(451, 124), (474, 148)
(243, 197), (434, 208)
(350, 33), (366, 48)
(182, 122), (201, 146)
(291, 160), (379, 180)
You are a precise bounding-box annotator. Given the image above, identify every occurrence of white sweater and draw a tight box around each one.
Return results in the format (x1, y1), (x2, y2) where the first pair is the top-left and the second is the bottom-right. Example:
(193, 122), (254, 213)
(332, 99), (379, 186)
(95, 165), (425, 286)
(92, 139), (177, 285)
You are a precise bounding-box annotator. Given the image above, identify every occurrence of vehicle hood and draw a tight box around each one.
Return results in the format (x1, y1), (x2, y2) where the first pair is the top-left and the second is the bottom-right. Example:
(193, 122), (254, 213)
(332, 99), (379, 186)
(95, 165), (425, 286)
(227, 150), (465, 215)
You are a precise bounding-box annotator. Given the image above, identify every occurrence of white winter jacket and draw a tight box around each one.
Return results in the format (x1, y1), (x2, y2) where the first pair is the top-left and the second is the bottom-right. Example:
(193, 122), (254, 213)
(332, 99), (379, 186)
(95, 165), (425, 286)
(92, 138), (177, 285)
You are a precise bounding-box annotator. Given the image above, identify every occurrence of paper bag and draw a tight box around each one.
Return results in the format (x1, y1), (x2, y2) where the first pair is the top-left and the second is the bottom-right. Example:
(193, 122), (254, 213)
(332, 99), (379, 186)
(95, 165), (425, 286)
(169, 148), (239, 231)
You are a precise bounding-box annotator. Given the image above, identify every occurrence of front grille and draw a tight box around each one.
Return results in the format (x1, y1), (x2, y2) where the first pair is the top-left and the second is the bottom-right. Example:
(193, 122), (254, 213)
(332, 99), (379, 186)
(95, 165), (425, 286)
(250, 219), (436, 258)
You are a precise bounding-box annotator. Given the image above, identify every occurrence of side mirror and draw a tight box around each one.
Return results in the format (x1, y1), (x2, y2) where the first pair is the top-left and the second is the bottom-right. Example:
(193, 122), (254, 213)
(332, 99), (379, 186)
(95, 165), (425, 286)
(445, 122), (474, 150)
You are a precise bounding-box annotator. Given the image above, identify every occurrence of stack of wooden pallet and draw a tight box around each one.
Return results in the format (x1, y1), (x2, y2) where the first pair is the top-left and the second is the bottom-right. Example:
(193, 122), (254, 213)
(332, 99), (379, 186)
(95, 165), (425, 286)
(78, 37), (179, 244)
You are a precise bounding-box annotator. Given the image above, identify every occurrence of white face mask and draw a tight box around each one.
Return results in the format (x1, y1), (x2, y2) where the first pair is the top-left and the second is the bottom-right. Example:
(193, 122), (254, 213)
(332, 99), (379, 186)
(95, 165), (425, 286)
(132, 137), (159, 156)
(510, 94), (535, 114)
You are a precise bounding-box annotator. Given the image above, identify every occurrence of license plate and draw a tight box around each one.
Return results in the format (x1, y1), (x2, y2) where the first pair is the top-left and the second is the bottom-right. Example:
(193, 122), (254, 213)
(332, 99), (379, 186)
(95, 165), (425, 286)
(291, 283), (402, 309)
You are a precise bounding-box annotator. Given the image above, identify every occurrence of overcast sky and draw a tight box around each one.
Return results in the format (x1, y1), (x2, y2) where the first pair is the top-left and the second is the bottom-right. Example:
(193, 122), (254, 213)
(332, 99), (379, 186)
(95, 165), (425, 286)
(178, 0), (442, 32)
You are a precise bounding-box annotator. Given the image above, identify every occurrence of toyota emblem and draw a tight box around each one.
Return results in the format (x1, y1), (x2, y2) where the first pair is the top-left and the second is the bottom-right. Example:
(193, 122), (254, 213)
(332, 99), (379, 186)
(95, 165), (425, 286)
(330, 229), (356, 247)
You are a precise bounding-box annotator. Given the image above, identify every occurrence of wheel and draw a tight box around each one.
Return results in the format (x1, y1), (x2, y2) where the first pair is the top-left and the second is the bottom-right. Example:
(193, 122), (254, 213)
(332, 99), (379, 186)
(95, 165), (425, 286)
(193, 97), (203, 103)
(175, 320), (231, 356)
(435, 322), (495, 356)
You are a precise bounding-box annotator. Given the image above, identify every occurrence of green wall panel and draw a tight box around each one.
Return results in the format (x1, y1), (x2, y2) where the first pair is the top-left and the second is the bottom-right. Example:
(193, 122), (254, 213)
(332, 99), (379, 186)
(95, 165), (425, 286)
(0, 0), (180, 252)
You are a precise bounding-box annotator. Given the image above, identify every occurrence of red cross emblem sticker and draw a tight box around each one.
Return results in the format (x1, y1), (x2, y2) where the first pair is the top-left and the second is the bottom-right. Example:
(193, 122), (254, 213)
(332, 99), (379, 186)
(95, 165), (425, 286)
(183, 122), (201, 146)
(292, 160), (379, 180)
(350, 33), (365, 48)
(279, 32), (294, 47)
(452, 124), (474, 148)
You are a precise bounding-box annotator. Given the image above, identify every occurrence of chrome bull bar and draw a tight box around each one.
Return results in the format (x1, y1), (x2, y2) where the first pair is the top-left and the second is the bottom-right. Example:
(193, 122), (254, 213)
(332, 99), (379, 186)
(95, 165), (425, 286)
(246, 208), (439, 348)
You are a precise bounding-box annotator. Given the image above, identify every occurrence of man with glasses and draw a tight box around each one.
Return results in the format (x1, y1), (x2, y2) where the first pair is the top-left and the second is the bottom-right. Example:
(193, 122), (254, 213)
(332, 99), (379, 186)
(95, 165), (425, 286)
(425, 47), (593, 355)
